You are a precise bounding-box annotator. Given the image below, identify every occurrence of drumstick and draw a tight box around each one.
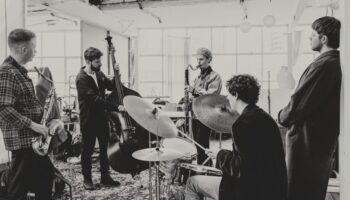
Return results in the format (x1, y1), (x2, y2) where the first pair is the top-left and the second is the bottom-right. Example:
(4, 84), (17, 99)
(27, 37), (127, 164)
(177, 129), (206, 152)
(201, 157), (211, 166)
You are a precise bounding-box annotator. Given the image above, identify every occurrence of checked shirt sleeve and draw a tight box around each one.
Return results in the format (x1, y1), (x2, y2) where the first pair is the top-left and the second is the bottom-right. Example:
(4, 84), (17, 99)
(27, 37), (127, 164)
(0, 70), (31, 129)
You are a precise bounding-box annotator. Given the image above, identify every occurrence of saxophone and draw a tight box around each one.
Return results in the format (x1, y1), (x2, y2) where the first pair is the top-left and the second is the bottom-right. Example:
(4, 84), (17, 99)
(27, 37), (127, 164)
(32, 67), (57, 156)
(184, 64), (199, 116)
(183, 64), (199, 137)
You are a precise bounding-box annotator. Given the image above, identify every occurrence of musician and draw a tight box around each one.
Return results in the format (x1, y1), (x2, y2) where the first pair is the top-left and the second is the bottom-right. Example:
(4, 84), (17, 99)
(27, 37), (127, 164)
(0, 29), (54, 200)
(76, 47), (121, 190)
(185, 74), (287, 200)
(185, 48), (222, 165)
(278, 16), (341, 200)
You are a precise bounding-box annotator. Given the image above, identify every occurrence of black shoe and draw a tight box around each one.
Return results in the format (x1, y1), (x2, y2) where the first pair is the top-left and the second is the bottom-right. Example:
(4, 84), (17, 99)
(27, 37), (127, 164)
(83, 180), (96, 190)
(100, 176), (120, 187)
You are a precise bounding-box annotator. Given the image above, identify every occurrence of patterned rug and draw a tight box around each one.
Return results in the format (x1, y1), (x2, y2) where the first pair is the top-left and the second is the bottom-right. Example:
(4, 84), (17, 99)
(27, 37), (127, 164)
(53, 136), (232, 200)
(53, 158), (186, 200)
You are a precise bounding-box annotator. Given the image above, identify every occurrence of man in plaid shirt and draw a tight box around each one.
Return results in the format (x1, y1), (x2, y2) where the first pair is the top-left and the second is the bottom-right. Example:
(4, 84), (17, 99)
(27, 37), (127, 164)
(0, 29), (54, 200)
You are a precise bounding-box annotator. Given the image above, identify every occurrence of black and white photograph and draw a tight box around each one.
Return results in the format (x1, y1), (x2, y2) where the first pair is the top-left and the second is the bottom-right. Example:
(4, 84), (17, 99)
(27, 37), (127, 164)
(0, 0), (349, 199)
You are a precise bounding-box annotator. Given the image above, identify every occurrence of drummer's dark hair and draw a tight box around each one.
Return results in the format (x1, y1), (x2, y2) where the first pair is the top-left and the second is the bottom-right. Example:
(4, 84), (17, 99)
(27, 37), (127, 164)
(226, 74), (260, 105)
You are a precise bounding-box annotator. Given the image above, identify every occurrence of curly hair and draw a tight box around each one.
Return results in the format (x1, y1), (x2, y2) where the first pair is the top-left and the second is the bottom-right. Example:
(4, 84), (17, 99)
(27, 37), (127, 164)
(226, 74), (261, 105)
(84, 47), (103, 62)
(312, 16), (341, 49)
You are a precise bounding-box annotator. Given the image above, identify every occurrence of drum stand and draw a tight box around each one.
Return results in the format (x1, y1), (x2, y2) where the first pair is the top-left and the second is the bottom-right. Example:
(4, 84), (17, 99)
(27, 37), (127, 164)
(155, 160), (161, 200)
(148, 131), (153, 200)
(153, 135), (162, 200)
(147, 131), (163, 200)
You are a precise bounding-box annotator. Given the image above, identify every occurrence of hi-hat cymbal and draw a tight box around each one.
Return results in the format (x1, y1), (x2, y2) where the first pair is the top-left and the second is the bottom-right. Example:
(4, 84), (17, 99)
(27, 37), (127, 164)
(132, 148), (183, 162)
(123, 96), (177, 138)
(193, 94), (240, 133)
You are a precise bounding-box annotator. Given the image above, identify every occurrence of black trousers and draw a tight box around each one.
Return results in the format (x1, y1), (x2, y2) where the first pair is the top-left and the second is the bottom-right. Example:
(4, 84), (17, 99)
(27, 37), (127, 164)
(7, 148), (54, 200)
(81, 123), (110, 181)
(192, 119), (212, 165)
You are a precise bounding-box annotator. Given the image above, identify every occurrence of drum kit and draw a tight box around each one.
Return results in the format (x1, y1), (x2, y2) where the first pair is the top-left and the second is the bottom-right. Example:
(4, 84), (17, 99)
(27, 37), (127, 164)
(122, 94), (239, 200)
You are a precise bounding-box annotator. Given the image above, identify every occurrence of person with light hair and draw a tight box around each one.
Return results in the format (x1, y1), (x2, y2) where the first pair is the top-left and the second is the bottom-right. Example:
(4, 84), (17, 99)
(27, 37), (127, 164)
(185, 47), (222, 166)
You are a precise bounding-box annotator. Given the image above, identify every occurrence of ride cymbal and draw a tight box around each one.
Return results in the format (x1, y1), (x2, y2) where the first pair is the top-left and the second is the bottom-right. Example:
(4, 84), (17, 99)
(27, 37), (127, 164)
(193, 94), (240, 133)
(123, 96), (177, 138)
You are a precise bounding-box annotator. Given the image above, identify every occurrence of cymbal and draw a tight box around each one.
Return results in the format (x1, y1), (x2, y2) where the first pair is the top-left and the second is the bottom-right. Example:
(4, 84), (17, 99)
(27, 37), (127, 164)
(132, 148), (183, 162)
(123, 96), (177, 138)
(193, 94), (240, 133)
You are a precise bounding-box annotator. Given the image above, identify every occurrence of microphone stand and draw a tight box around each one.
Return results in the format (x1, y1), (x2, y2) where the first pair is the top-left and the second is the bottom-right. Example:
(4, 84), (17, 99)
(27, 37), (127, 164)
(268, 71), (271, 115)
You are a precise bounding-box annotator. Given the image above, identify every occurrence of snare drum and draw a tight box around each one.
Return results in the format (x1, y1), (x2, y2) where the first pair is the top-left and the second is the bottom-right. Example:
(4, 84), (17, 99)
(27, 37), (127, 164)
(180, 163), (222, 177)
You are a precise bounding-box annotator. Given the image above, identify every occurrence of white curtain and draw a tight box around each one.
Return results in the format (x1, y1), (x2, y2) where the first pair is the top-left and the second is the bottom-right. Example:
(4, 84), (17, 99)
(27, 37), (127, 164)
(291, 30), (303, 68)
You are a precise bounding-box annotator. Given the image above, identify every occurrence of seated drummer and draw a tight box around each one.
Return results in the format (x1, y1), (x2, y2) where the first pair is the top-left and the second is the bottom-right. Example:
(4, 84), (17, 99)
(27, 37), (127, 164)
(185, 74), (287, 200)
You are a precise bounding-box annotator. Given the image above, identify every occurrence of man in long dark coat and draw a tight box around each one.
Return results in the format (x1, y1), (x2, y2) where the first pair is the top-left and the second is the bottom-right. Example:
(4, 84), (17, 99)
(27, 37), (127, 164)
(278, 16), (342, 200)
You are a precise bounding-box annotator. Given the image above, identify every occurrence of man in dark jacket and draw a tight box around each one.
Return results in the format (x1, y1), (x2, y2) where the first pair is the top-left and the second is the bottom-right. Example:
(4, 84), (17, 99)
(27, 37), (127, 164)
(185, 74), (287, 200)
(76, 47), (121, 190)
(278, 16), (341, 200)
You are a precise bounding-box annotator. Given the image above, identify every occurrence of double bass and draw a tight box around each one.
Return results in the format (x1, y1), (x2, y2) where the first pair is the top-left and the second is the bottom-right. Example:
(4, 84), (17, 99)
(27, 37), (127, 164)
(105, 32), (151, 175)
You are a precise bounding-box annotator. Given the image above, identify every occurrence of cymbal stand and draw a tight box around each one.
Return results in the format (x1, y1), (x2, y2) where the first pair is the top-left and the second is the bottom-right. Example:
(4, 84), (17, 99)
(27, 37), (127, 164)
(148, 121), (162, 200)
(155, 133), (161, 200)
(149, 107), (164, 200)
(148, 131), (153, 200)
(155, 161), (161, 200)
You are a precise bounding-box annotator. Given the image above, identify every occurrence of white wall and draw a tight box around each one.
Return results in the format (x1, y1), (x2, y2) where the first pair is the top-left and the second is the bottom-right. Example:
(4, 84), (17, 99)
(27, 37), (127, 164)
(0, 0), (25, 64)
(81, 22), (129, 83)
(0, 0), (25, 164)
(0, 0), (6, 62)
(339, 0), (350, 199)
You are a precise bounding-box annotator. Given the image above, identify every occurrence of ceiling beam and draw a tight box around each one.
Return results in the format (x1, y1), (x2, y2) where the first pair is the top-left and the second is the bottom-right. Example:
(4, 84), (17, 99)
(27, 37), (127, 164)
(101, 0), (237, 10)
(29, 0), (130, 37)
(289, 0), (308, 30)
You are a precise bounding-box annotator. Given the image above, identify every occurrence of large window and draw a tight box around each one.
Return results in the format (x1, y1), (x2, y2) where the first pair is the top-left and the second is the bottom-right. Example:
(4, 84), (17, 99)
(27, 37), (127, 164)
(292, 25), (317, 80)
(27, 30), (81, 99)
(138, 25), (289, 102)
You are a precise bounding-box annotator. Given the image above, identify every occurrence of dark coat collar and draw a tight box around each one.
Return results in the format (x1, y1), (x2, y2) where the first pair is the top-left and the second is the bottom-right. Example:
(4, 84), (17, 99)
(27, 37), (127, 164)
(241, 104), (258, 116)
(199, 66), (213, 79)
(315, 49), (339, 61)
